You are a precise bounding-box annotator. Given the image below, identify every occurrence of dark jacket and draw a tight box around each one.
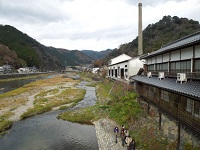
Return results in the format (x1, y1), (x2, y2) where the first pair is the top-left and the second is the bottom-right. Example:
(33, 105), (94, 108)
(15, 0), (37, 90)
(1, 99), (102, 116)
(128, 140), (135, 150)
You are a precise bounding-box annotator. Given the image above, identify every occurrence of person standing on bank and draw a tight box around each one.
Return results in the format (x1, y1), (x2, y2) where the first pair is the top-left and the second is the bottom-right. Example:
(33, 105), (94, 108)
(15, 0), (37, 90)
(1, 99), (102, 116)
(124, 129), (129, 144)
(125, 136), (132, 150)
(120, 125), (125, 146)
(114, 126), (119, 143)
(128, 139), (135, 150)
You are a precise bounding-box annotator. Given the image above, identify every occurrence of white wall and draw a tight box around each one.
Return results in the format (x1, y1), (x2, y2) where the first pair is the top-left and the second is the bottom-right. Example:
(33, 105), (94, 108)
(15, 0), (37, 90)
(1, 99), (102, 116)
(128, 56), (144, 79)
(171, 50), (180, 61)
(156, 55), (162, 63)
(109, 54), (132, 65)
(163, 53), (169, 62)
(181, 47), (193, 60)
(195, 45), (200, 58)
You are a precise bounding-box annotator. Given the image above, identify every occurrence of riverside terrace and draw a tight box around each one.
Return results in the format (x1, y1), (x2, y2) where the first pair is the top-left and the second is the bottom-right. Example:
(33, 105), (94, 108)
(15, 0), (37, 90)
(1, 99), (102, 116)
(130, 31), (200, 149)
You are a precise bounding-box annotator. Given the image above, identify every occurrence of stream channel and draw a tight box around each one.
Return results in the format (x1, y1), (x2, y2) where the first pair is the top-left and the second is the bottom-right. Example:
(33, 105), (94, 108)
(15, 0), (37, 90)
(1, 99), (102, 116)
(0, 75), (99, 150)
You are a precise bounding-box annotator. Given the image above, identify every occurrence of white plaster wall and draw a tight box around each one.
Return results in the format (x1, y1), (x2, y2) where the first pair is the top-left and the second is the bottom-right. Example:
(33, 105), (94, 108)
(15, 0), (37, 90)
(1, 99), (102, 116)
(152, 57), (156, 64)
(156, 55), (162, 63)
(147, 58), (152, 64)
(171, 50), (180, 61)
(181, 47), (193, 60)
(128, 57), (144, 78)
(195, 45), (200, 58)
(163, 53), (169, 62)
(109, 54), (132, 65)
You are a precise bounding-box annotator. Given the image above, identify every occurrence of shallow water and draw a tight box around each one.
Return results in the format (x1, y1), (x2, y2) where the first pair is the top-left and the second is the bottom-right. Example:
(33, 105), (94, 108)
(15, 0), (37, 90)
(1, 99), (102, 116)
(0, 74), (58, 94)
(0, 80), (99, 150)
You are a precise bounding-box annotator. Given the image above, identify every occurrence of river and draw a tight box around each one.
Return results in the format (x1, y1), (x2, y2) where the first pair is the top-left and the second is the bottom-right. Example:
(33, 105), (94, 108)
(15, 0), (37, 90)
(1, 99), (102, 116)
(0, 77), (99, 150)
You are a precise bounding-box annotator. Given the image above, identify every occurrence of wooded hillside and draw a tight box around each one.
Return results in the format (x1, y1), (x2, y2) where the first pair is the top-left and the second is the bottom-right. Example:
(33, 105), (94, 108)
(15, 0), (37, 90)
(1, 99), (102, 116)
(103, 16), (200, 63)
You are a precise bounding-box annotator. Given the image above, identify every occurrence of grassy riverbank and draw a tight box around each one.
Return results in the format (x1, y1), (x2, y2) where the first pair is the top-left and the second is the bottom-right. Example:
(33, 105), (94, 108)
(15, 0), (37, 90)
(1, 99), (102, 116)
(0, 112), (13, 135)
(0, 73), (84, 133)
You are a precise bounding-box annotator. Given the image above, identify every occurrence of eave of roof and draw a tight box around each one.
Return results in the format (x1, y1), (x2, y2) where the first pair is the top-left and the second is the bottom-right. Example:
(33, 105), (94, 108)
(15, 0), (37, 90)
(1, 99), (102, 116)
(131, 75), (200, 100)
(140, 31), (200, 59)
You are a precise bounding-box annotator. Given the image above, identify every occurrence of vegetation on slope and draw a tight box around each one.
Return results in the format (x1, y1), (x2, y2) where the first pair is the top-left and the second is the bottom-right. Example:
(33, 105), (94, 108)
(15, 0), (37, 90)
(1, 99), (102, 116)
(103, 15), (200, 64)
(0, 25), (95, 69)
(0, 25), (40, 68)
(0, 43), (25, 67)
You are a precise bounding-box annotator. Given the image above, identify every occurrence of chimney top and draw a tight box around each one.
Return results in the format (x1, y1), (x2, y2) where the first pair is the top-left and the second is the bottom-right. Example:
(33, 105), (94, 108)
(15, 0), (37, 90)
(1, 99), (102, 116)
(138, 3), (142, 6)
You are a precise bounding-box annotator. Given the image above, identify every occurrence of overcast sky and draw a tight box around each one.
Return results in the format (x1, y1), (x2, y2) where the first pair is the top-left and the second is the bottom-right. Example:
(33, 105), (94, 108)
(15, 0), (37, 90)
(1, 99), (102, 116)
(0, 0), (200, 51)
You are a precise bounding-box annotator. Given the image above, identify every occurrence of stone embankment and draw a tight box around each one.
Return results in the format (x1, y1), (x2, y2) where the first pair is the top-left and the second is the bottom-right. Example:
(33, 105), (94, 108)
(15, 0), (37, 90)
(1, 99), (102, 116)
(94, 118), (127, 150)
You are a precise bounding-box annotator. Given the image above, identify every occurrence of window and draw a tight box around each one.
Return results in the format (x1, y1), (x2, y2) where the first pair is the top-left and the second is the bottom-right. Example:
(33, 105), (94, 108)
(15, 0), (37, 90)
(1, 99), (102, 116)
(148, 64), (154, 72)
(163, 63), (168, 71)
(118, 66), (120, 76)
(157, 63), (168, 71)
(186, 98), (193, 113)
(169, 93), (178, 109)
(125, 65), (127, 67)
(170, 62), (175, 70)
(194, 101), (200, 119)
(161, 90), (169, 102)
(195, 59), (200, 72)
(176, 62), (180, 72)
(180, 60), (191, 72)
(149, 86), (156, 98)
(170, 60), (191, 73)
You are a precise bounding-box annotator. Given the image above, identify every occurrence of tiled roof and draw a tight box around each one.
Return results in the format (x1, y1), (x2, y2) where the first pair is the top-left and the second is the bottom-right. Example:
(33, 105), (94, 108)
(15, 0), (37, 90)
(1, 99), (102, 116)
(131, 75), (200, 100)
(141, 31), (200, 59)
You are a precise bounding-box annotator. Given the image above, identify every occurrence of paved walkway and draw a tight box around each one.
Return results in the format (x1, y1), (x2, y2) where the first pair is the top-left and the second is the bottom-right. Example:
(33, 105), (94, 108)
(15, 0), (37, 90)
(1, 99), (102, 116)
(94, 118), (127, 150)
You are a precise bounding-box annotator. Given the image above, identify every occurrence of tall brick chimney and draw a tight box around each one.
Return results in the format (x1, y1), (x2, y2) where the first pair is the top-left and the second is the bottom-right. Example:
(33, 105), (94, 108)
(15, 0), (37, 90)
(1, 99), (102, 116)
(138, 3), (143, 55)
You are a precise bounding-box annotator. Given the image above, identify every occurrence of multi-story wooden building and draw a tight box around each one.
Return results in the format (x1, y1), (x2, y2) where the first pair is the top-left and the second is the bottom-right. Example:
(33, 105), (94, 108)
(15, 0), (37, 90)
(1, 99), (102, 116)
(130, 31), (200, 149)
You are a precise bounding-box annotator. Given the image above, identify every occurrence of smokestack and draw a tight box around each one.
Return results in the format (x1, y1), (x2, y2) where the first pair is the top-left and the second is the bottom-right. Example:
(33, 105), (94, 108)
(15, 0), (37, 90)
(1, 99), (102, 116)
(138, 3), (143, 55)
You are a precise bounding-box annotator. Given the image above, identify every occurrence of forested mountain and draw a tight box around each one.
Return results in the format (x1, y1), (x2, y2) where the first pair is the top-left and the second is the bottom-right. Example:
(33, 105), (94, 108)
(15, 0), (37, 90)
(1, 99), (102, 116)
(0, 44), (25, 67)
(0, 25), (94, 70)
(47, 47), (94, 67)
(81, 49), (112, 60)
(103, 16), (200, 63)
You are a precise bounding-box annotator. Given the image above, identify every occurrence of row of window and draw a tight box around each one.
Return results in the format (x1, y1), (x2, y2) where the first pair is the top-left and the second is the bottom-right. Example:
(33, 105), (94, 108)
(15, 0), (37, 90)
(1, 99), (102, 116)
(161, 90), (200, 119)
(148, 59), (200, 72)
(138, 84), (200, 121)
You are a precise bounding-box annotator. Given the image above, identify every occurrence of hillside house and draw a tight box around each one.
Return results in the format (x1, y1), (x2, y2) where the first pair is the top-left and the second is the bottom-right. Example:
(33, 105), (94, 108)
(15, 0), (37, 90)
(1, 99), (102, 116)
(108, 54), (144, 81)
(130, 31), (200, 149)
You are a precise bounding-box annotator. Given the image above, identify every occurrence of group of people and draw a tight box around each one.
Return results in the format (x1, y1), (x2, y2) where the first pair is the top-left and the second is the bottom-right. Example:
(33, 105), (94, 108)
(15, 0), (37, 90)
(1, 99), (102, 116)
(114, 125), (135, 150)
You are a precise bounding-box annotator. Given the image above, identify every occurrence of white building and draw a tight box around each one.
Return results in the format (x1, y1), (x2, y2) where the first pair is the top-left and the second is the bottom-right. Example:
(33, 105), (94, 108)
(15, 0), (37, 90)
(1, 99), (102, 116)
(108, 54), (144, 80)
(92, 68), (100, 74)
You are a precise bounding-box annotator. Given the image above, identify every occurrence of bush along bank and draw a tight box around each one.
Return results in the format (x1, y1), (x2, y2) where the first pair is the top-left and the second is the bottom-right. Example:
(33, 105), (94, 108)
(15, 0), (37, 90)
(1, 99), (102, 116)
(0, 113), (13, 135)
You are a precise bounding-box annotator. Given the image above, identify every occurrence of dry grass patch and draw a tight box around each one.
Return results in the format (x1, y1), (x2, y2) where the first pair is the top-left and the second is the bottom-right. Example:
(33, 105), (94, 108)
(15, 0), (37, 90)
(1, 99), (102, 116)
(35, 89), (59, 98)
(35, 88), (86, 107)
(0, 97), (27, 111)
(21, 88), (86, 119)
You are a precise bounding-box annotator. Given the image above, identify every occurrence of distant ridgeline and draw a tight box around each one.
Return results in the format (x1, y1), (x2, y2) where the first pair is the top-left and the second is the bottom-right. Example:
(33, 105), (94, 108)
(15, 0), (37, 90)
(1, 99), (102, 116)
(103, 15), (200, 64)
(0, 25), (101, 70)
(0, 15), (199, 69)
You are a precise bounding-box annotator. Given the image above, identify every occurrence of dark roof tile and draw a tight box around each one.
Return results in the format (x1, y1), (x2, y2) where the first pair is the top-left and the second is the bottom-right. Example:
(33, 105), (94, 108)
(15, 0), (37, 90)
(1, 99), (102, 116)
(131, 75), (200, 100)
